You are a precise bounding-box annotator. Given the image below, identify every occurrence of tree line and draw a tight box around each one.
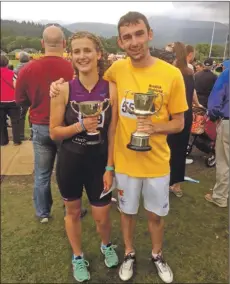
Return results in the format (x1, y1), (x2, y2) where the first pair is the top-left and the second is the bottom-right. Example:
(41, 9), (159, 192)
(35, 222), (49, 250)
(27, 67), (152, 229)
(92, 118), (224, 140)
(1, 20), (228, 60)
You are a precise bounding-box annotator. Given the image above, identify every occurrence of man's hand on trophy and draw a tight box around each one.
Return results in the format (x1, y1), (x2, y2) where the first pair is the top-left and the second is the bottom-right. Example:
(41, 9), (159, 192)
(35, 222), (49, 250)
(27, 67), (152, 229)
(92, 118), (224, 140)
(137, 117), (158, 135)
(103, 171), (113, 191)
(49, 78), (65, 98)
(83, 116), (99, 132)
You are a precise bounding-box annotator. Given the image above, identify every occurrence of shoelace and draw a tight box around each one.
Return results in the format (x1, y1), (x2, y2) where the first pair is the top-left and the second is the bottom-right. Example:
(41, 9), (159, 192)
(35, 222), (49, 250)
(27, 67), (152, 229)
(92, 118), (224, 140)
(122, 254), (135, 269)
(73, 259), (89, 273)
(154, 256), (169, 273)
(104, 245), (117, 260)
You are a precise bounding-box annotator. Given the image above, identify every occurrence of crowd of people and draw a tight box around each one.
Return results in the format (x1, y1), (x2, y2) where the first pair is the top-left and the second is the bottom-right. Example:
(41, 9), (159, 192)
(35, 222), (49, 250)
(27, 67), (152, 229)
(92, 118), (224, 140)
(0, 11), (229, 284)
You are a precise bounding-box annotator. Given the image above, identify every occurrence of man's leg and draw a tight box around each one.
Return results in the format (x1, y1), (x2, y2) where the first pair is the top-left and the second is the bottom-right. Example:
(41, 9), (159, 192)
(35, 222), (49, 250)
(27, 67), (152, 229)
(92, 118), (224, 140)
(32, 124), (56, 221)
(8, 103), (21, 145)
(211, 120), (229, 206)
(143, 174), (173, 284)
(116, 173), (142, 281)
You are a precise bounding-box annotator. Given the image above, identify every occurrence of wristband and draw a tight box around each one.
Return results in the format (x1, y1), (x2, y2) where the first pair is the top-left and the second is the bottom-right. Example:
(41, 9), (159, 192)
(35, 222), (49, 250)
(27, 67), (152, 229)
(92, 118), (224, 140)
(79, 120), (86, 131)
(105, 166), (115, 171)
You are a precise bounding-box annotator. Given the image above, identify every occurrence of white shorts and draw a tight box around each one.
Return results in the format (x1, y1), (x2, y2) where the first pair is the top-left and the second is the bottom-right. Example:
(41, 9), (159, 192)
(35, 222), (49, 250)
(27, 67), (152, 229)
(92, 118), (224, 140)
(116, 173), (170, 216)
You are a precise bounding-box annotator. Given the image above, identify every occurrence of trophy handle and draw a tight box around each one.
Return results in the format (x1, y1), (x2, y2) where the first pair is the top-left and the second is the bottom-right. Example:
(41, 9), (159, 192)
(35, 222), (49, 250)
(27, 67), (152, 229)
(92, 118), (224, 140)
(124, 90), (135, 114)
(101, 98), (110, 112)
(150, 93), (164, 115)
(70, 101), (80, 114)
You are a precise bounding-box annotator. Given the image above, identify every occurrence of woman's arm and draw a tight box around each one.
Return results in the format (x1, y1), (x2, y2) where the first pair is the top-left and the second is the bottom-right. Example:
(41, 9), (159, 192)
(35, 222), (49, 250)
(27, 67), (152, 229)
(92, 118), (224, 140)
(49, 83), (83, 141)
(193, 89), (203, 108)
(106, 81), (118, 168)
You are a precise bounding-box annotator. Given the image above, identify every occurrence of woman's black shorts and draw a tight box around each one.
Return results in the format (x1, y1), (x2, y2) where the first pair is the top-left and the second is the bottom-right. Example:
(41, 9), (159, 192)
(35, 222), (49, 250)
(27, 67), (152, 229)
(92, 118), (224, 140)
(56, 146), (112, 207)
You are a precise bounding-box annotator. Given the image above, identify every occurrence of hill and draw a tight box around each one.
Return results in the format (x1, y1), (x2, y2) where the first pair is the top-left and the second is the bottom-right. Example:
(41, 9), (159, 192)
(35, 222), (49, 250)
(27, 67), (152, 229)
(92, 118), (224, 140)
(65, 16), (228, 47)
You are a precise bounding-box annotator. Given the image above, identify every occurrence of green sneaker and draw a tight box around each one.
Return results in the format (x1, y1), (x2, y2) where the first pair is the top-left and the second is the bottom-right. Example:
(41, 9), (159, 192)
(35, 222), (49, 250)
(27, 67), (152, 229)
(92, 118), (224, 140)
(101, 244), (119, 268)
(72, 256), (90, 282)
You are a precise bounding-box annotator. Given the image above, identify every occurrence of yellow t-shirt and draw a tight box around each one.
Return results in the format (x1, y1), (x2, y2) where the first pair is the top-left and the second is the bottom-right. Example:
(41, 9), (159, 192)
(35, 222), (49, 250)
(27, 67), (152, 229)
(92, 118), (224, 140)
(104, 57), (188, 178)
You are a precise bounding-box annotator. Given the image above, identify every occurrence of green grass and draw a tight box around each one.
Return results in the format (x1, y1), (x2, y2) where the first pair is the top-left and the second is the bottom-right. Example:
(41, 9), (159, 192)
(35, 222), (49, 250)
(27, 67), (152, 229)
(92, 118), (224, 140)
(1, 153), (228, 283)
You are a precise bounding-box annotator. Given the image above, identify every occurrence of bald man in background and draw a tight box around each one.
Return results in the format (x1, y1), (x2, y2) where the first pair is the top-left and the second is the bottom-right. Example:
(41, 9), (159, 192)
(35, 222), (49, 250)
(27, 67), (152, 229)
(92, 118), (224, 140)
(15, 26), (74, 223)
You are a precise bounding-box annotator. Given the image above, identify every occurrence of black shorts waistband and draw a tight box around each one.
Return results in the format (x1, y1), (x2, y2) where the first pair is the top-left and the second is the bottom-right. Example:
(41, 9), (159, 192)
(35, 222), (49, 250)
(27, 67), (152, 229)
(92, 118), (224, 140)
(223, 117), (229, 120)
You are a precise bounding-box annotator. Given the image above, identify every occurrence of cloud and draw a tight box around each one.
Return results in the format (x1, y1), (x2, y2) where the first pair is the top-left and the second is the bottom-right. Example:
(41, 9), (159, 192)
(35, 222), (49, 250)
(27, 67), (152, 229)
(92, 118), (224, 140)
(172, 2), (229, 23)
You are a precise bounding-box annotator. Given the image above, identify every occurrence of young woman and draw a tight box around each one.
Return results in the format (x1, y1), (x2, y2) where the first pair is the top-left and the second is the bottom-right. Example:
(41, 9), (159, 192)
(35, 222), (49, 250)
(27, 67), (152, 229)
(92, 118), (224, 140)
(166, 42), (195, 197)
(49, 32), (118, 282)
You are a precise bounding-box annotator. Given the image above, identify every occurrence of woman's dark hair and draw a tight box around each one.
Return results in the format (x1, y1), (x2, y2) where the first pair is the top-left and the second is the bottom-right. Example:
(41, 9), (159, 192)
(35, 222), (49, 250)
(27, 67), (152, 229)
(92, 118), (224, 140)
(8, 64), (14, 70)
(118, 11), (151, 36)
(170, 42), (193, 75)
(0, 54), (9, 67)
(69, 31), (108, 77)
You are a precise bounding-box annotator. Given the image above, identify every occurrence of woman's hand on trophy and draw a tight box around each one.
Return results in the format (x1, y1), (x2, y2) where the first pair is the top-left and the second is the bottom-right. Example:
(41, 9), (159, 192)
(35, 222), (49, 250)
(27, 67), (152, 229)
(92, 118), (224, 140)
(49, 78), (65, 98)
(83, 116), (99, 132)
(103, 171), (113, 191)
(137, 117), (157, 135)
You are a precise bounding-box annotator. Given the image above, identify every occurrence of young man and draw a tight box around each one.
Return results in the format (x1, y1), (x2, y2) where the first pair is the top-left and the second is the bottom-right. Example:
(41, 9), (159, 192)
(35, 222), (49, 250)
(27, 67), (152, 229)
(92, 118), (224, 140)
(104, 12), (188, 283)
(49, 12), (188, 283)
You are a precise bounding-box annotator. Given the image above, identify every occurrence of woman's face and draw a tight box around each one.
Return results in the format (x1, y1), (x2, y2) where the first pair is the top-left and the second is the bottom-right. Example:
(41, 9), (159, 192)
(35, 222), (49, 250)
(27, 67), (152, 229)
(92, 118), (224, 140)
(71, 37), (101, 74)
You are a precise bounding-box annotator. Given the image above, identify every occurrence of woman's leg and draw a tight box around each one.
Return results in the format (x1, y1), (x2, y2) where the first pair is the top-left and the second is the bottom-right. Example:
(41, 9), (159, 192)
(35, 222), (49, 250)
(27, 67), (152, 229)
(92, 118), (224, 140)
(84, 153), (118, 268)
(64, 199), (82, 255)
(56, 146), (90, 282)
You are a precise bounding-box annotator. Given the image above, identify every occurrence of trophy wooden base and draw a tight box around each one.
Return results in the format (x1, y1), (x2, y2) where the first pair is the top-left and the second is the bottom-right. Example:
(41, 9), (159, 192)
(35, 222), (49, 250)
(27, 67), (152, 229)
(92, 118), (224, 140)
(127, 133), (152, 152)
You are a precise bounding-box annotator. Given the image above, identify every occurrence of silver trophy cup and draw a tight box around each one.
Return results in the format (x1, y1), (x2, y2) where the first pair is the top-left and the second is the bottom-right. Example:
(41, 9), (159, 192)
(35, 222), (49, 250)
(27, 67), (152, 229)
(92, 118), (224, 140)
(70, 99), (110, 144)
(124, 90), (163, 151)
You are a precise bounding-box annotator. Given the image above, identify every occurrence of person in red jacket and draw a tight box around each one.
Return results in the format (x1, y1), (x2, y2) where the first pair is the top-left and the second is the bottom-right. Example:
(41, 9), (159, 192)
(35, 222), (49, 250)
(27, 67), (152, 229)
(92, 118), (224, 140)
(0, 54), (21, 146)
(15, 26), (74, 223)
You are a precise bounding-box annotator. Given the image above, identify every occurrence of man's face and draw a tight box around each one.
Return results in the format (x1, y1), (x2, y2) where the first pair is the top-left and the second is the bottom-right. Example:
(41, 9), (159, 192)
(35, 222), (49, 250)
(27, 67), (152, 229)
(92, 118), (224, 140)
(196, 64), (203, 72)
(118, 19), (153, 62)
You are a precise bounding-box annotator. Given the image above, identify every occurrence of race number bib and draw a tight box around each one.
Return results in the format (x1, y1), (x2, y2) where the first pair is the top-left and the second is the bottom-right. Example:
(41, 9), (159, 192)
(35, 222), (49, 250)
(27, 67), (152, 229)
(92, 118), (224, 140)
(78, 112), (105, 128)
(120, 98), (136, 119)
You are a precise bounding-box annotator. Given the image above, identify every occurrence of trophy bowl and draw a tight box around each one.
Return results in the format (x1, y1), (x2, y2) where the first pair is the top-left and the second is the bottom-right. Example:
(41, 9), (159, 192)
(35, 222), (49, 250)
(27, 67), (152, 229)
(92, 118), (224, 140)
(125, 91), (163, 152)
(70, 99), (110, 144)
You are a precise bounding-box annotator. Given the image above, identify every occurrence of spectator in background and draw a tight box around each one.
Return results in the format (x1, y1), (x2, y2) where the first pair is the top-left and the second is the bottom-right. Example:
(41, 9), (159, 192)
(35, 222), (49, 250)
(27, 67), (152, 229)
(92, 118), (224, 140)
(167, 42), (194, 197)
(185, 45), (195, 72)
(0, 54), (21, 146)
(195, 62), (204, 73)
(13, 51), (31, 140)
(194, 58), (217, 108)
(205, 68), (229, 208)
(15, 26), (75, 223)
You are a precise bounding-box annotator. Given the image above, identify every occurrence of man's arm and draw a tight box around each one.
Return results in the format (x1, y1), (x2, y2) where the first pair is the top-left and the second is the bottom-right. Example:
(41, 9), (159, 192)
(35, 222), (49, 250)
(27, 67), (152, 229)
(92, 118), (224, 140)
(208, 70), (228, 120)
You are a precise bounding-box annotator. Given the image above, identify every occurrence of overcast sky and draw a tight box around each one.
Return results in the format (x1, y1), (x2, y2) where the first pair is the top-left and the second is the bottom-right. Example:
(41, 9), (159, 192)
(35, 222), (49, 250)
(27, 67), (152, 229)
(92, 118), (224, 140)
(1, 1), (229, 24)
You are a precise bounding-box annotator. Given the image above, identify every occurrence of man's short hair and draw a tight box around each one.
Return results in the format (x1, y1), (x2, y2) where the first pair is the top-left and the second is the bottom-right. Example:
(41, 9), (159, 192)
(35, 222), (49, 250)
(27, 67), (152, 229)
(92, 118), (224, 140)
(0, 54), (9, 67)
(185, 45), (194, 55)
(204, 58), (213, 67)
(118, 11), (151, 36)
(19, 52), (30, 63)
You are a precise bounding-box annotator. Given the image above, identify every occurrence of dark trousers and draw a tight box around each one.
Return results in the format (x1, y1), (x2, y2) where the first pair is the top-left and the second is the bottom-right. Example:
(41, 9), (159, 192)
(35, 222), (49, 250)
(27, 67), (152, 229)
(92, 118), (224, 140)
(168, 111), (193, 186)
(19, 106), (29, 140)
(0, 102), (21, 145)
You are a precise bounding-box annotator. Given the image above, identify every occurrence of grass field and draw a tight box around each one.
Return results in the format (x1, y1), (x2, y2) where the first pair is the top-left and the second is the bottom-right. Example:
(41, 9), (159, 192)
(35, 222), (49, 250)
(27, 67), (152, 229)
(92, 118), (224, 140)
(1, 145), (228, 283)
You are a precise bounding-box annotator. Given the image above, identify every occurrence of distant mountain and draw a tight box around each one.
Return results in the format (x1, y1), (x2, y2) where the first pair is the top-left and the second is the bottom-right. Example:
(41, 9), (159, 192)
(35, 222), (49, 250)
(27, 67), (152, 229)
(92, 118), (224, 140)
(65, 16), (228, 47)
(65, 22), (117, 38)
